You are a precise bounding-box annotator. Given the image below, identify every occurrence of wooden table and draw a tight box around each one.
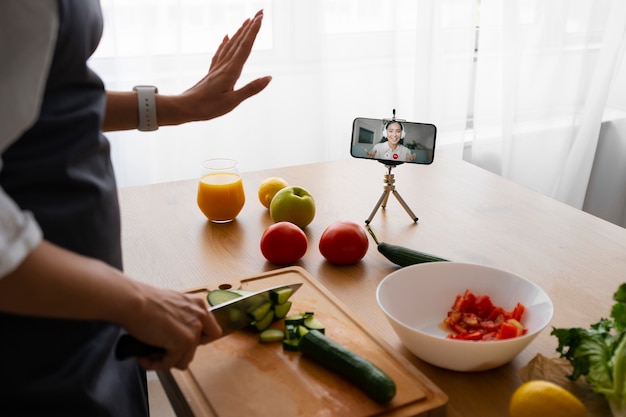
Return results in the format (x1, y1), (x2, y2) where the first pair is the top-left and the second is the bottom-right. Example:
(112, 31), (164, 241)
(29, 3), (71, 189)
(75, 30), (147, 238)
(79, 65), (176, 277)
(119, 148), (626, 417)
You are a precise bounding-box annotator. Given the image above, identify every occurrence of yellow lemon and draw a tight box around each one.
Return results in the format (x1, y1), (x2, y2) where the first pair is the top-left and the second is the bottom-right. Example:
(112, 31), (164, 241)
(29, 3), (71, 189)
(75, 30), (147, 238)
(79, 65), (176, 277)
(258, 177), (289, 209)
(509, 380), (587, 417)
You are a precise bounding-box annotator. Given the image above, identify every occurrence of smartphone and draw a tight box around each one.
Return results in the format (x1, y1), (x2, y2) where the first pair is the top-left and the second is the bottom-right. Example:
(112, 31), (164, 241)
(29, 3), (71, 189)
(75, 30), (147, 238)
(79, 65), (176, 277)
(350, 117), (437, 165)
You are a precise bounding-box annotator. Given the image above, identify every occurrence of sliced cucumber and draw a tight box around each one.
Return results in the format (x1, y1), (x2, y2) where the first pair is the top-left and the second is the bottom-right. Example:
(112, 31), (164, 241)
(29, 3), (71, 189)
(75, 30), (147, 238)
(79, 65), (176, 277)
(259, 328), (285, 343)
(207, 289), (242, 306)
(303, 315), (325, 334)
(273, 301), (292, 319)
(282, 338), (300, 351)
(247, 300), (273, 322)
(284, 314), (305, 326)
(271, 287), (294, 305)
(285, 324), (298, 339)
(283, 324), (300, 351)
(229, 289), (255, 297)
(252, 310), (275, 331)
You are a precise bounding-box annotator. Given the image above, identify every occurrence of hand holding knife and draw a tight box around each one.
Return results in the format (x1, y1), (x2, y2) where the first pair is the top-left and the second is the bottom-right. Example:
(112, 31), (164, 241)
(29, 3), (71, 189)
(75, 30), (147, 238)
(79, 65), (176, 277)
(115, 283), (302, 360)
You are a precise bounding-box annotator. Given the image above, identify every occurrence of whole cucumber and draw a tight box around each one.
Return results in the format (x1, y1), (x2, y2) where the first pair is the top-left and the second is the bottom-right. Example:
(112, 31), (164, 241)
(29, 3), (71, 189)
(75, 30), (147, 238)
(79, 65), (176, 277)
(377, 241), (448, 267)
(365, 225), (448, 267)
(298, 329), (396, 403)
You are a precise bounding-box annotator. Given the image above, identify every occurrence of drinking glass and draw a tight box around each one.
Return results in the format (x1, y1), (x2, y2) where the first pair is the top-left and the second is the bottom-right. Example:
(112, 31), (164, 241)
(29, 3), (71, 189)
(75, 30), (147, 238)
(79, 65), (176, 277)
(197, 158), (245, 223)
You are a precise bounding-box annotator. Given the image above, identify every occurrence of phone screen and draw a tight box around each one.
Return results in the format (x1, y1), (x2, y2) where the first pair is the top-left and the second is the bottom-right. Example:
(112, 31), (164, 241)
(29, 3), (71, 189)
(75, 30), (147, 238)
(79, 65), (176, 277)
(350, 117), (436, 165)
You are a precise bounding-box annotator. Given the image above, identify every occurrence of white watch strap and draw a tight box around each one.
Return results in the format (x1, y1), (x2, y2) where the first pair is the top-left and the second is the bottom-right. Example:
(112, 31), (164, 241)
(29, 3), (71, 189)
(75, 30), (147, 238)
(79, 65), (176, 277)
(133, 85), (158, 131)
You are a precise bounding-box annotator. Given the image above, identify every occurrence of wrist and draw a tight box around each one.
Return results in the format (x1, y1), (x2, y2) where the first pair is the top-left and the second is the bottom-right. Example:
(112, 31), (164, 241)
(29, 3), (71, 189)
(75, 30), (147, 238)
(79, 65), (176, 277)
(154, 94), (192, 127)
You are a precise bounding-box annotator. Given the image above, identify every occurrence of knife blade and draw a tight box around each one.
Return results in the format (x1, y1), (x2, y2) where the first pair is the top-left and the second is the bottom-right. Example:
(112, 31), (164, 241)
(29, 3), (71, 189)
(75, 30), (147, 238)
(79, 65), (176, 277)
(115, 282), (302, 360)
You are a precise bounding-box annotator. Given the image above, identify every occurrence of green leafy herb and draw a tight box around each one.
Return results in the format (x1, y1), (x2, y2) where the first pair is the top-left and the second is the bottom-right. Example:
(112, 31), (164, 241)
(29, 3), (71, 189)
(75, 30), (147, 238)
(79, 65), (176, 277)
(551, 283), (626, 417)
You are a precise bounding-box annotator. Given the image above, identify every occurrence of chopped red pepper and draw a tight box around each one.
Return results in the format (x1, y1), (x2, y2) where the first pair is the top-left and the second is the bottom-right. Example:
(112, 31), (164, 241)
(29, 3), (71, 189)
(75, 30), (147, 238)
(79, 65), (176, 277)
(444, 290), (527, 341)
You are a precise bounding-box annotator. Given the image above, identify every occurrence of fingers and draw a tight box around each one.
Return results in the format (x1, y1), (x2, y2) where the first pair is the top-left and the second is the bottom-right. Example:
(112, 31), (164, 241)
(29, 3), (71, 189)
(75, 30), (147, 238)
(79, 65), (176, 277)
(214, 10), (263, 73)
(210, 35), (230, 70)
(179, 10), (269, 123)
(130, 293), (217, 371)
(232, 76), (272, 103)
(200, 310), (222, 344)
(188, 294), (222, 344)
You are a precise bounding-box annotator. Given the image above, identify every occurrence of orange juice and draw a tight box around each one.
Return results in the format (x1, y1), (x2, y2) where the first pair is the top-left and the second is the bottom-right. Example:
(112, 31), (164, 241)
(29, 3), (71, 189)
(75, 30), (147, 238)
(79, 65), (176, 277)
(197, 172), (245, 222)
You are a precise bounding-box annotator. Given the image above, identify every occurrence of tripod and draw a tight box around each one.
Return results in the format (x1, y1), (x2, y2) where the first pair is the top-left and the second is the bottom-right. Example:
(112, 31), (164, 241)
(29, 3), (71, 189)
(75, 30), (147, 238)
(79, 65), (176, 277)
(365, 164), (418, 224)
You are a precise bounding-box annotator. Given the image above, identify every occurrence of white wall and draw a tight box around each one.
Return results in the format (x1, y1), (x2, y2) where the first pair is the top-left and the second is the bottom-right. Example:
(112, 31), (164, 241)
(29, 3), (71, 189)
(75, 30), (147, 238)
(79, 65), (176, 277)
(583, 115), (626, 228)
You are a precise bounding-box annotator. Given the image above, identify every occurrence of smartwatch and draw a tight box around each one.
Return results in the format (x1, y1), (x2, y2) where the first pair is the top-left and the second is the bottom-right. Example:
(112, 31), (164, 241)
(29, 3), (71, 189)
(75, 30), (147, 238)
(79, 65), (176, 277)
(133, 85), (158, 131)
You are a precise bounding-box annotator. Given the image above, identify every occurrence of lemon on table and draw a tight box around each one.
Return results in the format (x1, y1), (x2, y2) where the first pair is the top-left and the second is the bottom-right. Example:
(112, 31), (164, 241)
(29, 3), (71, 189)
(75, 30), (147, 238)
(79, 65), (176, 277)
(258, 177), (289, 209)
(509, 380), (587, 417)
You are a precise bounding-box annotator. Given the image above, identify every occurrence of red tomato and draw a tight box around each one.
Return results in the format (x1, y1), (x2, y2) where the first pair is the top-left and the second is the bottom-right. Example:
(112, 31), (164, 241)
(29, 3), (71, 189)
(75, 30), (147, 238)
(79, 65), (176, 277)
(318, 221), (369, 265)
(497, 320), (525, 340)
(260, 222), (308, 265)
(444, 289), (528, 341)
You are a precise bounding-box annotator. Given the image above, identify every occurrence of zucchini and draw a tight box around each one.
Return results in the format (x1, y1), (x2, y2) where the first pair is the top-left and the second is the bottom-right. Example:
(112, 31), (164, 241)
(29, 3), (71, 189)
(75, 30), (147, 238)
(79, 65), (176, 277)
(299, 328), (397, 403)
(366, 225), (448, 267)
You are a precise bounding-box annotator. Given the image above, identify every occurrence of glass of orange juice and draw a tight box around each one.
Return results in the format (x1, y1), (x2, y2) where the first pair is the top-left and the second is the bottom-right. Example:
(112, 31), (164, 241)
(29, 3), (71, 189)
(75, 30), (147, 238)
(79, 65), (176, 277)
(197, 158), (245, 223)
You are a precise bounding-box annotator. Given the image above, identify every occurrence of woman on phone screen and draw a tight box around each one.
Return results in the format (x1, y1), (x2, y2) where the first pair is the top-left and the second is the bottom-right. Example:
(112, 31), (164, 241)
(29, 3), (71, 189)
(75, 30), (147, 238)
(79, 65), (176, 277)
(366, 120), (417, 162)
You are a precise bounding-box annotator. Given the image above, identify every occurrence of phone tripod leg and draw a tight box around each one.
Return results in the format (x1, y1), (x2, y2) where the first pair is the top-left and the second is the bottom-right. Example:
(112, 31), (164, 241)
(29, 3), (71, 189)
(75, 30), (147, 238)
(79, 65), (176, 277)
(381, 190), (391, 209)
(365, 190), (391, 224)
(392, 190), (419, 223)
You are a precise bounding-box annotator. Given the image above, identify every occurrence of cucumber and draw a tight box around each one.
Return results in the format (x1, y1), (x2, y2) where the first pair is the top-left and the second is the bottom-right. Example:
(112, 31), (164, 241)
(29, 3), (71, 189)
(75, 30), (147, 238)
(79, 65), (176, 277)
(267, 311), (395, 403)
(377, 242), (448, 267)
(284, 314), (305, 326)
(207, 289), (242, 306)
(282, 338), (300, 351)
(247, 300), (272, 322)
(366, 225), (448, 267)
(299, 329), (396, 403)
(229, 289), (255, 297)
(209, 286), (296, 331)
(273, 301), (292, 319)
(303, 313), (325, 334)
(282, 324), (301, 351)
(252, 310), (275, 331)
(259, 328), (285, 343)
(271, 287), (294, 305)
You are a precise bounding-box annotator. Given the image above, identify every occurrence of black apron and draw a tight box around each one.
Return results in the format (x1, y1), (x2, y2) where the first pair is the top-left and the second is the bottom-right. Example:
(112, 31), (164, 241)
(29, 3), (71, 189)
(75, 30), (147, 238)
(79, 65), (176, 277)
(0, 1), (149, 415)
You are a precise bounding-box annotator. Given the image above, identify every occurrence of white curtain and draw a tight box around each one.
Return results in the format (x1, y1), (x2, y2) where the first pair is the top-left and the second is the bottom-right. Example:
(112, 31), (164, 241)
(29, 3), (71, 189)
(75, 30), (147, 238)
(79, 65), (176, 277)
(91, 0), (626, 213)
(470, 0), (626, 209)
(91, 0), (476, 187)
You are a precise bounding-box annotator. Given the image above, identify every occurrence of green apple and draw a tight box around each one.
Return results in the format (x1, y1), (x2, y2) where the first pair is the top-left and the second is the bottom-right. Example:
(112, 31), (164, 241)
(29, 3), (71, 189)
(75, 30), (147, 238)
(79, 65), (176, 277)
(269, 186), (316, 228)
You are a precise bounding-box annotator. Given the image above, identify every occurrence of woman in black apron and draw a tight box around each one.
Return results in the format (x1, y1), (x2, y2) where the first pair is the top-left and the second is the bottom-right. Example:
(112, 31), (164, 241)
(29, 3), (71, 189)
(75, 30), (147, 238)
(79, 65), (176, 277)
(0, 2), (270, 415)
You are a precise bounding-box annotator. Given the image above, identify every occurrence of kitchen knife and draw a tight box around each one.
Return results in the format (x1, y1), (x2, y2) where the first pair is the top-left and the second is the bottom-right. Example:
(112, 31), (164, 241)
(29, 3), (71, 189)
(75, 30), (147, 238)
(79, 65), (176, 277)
(115, 282), (302, 360)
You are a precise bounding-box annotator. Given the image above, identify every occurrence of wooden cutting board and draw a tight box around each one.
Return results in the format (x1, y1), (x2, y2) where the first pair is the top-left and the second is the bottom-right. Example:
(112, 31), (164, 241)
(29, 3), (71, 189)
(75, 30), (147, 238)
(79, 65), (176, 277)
(157, 267), (447, 417)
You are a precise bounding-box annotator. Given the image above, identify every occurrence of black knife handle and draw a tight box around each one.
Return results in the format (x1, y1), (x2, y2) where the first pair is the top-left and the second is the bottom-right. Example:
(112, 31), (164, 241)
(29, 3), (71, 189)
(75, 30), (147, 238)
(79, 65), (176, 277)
(115, 334), (167, 360)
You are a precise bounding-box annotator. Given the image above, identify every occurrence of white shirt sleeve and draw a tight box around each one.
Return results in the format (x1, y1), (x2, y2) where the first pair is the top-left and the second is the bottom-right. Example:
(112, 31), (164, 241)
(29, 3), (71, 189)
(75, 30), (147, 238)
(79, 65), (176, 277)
(0, 1), (59, 277)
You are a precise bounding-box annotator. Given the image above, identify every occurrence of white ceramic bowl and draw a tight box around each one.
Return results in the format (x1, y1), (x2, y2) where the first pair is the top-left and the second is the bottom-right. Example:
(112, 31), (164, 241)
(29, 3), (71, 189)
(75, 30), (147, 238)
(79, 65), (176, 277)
(376, 262), (554, 372)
